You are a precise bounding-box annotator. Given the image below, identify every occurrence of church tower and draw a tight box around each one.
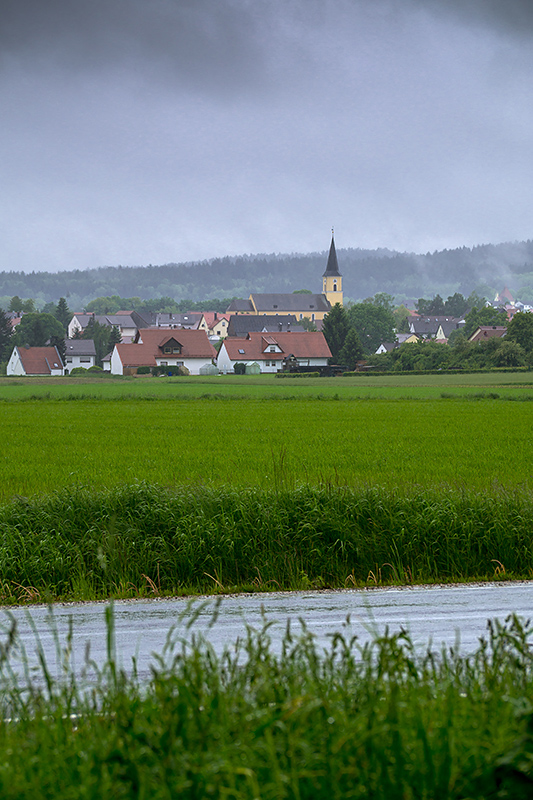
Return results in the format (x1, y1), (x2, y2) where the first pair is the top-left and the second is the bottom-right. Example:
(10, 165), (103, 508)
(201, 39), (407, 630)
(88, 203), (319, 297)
(322, 231), (343, 307)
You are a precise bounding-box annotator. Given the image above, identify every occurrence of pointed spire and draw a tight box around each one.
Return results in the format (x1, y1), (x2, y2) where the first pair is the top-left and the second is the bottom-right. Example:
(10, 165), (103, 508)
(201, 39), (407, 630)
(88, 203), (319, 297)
(322, 230), (341, 277)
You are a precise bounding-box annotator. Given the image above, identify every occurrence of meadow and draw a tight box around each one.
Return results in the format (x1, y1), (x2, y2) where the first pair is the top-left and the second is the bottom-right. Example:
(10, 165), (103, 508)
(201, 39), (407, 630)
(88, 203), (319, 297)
(0, 371), (531, 600)
(1, 372), (533, 797)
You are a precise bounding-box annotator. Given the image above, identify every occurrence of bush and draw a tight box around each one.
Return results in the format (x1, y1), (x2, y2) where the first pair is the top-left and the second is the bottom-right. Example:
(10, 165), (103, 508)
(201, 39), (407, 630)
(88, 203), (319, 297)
(234, 362), (246, 375)
(136, 366), (151, 375)
(69, 367), (89, 377)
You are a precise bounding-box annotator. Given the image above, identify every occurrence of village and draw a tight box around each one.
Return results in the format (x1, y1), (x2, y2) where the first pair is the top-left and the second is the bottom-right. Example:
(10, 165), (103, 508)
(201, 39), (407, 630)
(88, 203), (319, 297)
(3, 236), (532, 377)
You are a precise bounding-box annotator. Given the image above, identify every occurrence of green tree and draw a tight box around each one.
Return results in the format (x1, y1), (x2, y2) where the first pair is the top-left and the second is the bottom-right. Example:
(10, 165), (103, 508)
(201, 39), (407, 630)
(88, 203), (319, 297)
(0, 309), (13, 362)
(463, 306), (508, 338)
(9, 296), (36, 314)
(83, 318), (114, 365)
(365, 292), (395, 313)
(444, 293), (468, 317)
(108, 325), (122, 349)
(299, 317), (318, 332)
(13, 313), (65, 347)
(506, 312), (533, 353)
(489, 339), (526, 368)
(322, 303), (351, 363)
(393, 304), (411, 334)
(347, 302), (396, 355)
(55, 297), (71, 333)
(339, 328), (364, 369)
(49, 335), (66, 365)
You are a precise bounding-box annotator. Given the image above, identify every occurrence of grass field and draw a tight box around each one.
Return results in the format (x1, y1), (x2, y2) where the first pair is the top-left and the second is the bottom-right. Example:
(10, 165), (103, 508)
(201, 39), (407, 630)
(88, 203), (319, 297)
(0, 385), (531, 499)
(0, 371), (531, 600)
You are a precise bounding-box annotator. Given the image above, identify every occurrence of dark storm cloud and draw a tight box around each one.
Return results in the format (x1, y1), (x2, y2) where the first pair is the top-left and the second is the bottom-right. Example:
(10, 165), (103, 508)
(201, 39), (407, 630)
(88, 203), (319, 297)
(1, 0), (533, 274)
(0, 0), (270, 93)
(415, 0), (533, 36)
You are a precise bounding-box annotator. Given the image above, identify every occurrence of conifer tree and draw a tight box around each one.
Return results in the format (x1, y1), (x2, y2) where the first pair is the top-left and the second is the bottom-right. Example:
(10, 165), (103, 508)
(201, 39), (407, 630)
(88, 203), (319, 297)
(322, 303), (350, 363)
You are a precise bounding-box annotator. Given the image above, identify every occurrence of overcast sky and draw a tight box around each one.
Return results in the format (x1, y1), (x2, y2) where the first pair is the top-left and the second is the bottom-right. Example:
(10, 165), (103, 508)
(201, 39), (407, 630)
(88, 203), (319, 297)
(2, 0), (533, 273)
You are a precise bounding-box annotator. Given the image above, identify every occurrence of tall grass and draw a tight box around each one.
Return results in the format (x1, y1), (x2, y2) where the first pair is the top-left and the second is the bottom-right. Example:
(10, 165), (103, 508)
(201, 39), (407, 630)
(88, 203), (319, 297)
(0, 608), (533, 797)
(0, 483), (532, 601)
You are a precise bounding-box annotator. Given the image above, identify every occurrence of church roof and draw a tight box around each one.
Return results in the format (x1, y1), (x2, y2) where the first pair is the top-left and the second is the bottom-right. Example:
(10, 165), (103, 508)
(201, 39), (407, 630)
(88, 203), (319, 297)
(251, 293), (330, 313)
(322, 235), (341, 277)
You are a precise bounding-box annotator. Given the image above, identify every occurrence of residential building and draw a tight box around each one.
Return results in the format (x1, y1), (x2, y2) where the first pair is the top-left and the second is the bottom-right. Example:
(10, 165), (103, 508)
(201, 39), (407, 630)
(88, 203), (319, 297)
(7, 346), (64, 376)
(110, 328), (217, 375)
(217, 331), (331, 374)
(64, 339), (97, 371)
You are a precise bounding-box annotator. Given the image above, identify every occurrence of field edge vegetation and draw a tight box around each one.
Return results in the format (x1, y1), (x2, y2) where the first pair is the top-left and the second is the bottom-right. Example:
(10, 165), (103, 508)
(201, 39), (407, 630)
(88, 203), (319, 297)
(1, 482), (532, 604)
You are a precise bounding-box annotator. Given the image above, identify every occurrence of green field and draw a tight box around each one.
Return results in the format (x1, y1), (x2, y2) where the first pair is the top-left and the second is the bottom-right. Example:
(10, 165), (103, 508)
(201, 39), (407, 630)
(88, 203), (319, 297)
(0, 371), (531, 601)
(0, 372), (531, 499)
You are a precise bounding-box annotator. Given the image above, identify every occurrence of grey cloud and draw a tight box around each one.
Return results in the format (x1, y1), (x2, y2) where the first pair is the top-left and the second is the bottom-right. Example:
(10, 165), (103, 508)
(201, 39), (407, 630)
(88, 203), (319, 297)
(413, 0), (533, 36)
(1, 0), (269, 93)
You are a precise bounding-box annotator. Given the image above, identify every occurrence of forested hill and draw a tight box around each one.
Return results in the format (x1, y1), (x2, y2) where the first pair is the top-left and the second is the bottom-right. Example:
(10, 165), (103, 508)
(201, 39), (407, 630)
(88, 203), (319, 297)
(2, 240), (533, 309)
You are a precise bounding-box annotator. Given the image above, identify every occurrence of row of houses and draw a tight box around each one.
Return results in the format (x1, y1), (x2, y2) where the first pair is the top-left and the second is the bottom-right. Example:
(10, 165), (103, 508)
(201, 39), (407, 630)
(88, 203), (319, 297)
(7, 329), (332, 376)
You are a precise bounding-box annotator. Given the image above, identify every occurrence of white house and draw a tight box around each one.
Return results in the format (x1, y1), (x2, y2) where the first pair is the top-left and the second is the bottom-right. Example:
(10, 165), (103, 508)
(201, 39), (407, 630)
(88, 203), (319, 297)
(68, 313), (137, 342)
(7, 346), (64, 376)
(110, 328), (217, 375)
(217, 331), (331, 374)
(64, 339), (96, 371)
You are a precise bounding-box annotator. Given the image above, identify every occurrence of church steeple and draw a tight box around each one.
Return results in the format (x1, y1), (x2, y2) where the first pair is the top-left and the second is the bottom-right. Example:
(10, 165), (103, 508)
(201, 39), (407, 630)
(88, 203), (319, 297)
(322, 230), (343, 306)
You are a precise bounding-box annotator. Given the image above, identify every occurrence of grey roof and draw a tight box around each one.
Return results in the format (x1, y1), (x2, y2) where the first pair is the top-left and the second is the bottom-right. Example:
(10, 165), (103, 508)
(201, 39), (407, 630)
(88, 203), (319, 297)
(227, 314), (304, 337)
(226, 298), (255, 313)
(64, 338), (97, 356)
(251, 293), (331, 313)
(153, 312), (202, 329)
(322, 235), (341, 277)
(74, 314), (136, 329)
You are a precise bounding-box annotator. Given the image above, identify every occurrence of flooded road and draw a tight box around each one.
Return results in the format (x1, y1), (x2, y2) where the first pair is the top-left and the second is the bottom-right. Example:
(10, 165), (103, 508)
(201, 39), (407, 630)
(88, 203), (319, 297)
(2, 582), (533, 683)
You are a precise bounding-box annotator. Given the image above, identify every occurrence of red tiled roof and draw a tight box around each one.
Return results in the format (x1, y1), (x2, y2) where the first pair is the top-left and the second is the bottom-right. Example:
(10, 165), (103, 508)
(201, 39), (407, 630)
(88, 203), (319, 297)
(468, 326), (507, 342)
(221, 331), (331, 361)
(115, 328), (216, 367)
(18, 347), (63, 374)
(201, 312), (231, 328)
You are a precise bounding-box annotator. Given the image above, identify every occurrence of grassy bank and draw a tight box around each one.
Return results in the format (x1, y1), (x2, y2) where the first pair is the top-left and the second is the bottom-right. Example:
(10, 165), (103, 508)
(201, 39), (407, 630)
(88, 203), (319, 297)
(1, 609), (533, 797)
(0, 484), (532, 602)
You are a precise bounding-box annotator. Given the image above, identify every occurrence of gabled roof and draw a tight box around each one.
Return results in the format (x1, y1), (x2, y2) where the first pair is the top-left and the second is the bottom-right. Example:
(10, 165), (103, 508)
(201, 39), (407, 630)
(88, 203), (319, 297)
(220, 331), (331, 362)
(225, 298), (255, 313)
(202, 311), (231, 329)
(115, 328), (216, 367)
(322, 234), (341, 277)
(468, 326), (507, 342)
(73, 313), (136, 329)
(16, 346), (63, 374)
(65, 338), (96, 357)
(250, 293), (330, 313)
(227, 314), (303, 336)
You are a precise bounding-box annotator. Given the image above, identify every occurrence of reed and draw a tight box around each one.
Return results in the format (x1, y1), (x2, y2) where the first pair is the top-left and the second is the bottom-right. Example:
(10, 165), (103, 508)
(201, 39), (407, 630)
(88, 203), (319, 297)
(0, 484), (532, 601)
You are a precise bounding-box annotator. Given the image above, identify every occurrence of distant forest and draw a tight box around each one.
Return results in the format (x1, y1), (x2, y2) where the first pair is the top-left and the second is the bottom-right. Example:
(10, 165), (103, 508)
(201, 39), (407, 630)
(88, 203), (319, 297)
(2, 240), (533, 311)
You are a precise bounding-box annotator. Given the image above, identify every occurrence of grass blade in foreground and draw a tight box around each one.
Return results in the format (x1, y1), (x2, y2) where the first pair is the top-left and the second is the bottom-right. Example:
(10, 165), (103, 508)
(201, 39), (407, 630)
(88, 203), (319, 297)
(0, 611), (532, 797)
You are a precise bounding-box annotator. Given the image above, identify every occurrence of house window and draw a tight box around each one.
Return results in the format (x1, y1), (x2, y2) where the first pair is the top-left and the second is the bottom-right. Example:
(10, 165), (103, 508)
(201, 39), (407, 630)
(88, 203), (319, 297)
(173, 347), (181, 354)
(238, 349), (245, 354)
(269, 346), (275, 352)
(164, 346), (171, 354)
(80, 357), (91, 363)
(66, 357), (72, 363)
(160, 361), (168, 366)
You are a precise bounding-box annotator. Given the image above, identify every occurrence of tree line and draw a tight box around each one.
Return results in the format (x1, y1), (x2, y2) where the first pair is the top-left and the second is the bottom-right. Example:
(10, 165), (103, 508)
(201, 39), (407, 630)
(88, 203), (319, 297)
(2, 238), (533, 309)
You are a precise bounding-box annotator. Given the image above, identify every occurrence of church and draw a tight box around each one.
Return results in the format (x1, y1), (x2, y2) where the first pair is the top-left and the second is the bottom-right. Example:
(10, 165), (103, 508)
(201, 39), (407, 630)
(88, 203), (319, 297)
(226, 233), (343, 323)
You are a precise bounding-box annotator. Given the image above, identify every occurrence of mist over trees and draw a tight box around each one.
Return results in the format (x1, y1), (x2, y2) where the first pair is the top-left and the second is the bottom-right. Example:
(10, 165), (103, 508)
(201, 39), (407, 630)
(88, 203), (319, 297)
(2, 240), (533, 310)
